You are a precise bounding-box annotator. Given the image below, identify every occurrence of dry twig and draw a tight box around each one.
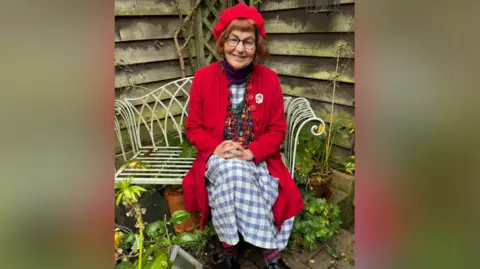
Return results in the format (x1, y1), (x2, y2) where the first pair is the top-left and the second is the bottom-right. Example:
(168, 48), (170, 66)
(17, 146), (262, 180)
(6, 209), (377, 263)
(173, 0), (203, 77)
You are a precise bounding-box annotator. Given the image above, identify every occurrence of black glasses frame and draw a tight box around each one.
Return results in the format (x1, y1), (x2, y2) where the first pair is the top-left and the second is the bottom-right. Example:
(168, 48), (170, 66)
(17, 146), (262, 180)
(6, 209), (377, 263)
(224, 37), (257, 50)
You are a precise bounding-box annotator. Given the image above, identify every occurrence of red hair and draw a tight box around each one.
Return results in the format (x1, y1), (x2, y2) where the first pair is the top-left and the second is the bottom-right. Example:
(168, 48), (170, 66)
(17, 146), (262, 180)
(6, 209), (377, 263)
(215, 19), (269, 63)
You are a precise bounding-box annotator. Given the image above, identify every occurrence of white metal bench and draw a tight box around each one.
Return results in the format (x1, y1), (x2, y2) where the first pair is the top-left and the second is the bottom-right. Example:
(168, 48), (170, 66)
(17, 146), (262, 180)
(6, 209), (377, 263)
(114, 76), (325, 185)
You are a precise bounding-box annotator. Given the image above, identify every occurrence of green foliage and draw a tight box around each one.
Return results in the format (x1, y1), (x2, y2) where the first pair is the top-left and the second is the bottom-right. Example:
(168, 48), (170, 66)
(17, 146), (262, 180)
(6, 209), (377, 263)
(170, 210), (190, 224)
(343, 155), (355, 175)
(327, 246), (341, 260)
(176, 222), (217, 259)
(178, 133), (197, 158)
(290, 192), (342, 251)
(116, 261), (134, 269)
(116, 209), (202, 269)
(115, 180), (204, 269)
(115, 178), (147, 206)
(294, 120), (349, 182)
(166, 123), (197, 158)
(145, 221), (167, 238)
(115, 178), (148, 269)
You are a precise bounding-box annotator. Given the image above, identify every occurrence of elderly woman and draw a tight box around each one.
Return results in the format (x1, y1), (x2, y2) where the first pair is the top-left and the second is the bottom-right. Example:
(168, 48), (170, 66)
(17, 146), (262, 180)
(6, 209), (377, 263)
(182, 4), (304, 269)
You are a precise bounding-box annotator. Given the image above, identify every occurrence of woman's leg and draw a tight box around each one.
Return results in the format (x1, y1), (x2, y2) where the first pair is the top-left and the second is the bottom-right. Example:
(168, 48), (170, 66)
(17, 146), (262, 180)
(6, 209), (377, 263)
(222, 241), (239, 257)
(262, 248), (280, 264)
(212, 241), (241, 269)
(262, 248), (291, 269)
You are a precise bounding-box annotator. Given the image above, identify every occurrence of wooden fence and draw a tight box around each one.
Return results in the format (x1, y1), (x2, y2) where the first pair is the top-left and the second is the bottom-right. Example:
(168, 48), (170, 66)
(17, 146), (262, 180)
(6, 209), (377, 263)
(114, 0), (355, 165)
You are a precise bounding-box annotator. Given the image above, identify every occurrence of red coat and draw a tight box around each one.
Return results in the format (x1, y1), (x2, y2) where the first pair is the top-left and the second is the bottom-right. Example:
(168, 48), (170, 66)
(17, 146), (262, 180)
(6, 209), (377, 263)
(182, 62), (304, 231)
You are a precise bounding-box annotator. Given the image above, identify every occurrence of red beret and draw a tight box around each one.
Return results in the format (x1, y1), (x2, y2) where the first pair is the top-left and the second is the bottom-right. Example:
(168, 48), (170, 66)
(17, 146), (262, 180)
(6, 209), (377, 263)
(213, 3), (266, 40)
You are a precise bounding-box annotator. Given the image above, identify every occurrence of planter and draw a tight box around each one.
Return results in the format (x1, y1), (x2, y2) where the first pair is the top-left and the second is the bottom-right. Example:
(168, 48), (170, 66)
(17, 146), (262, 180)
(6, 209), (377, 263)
(308, 172), (333, 199)
(163, 185), (201, 234)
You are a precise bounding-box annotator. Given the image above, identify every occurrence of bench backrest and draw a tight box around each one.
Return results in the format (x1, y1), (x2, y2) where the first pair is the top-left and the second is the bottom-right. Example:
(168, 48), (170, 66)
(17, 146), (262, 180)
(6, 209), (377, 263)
(115, 76), (325, 177)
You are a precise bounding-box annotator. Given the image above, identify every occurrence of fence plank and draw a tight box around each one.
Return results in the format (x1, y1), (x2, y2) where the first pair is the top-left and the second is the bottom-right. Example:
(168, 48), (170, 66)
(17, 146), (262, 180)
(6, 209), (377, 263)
(264, 55), (354, 83)
(279, 75), (354, 107)
(115, 39), (196, 65)
(263, 4), (354, 33)
(115, 0), (193, 16)
(310, 99), (354, 128)
(331, 144), (353, 166)
(115, 60), (194, 88)
(268, 33), (354, 58)
(194, 7), (206, 68)
(259, 0), (354, 11)
(115, 16), (180, 42)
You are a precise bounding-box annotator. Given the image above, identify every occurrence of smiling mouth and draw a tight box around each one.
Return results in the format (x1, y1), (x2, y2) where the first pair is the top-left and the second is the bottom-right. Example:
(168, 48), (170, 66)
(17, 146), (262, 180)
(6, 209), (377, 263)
(232, 55), (246, 60)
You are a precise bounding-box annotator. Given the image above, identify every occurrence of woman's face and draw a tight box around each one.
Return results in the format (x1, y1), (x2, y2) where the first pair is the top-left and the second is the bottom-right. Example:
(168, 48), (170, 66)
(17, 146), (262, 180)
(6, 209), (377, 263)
(223, 29), (256, 70)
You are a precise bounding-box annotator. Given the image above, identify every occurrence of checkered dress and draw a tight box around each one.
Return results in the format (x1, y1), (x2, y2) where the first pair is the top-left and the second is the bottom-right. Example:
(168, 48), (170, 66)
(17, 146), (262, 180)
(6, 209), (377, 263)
(206, 83), (294, 250)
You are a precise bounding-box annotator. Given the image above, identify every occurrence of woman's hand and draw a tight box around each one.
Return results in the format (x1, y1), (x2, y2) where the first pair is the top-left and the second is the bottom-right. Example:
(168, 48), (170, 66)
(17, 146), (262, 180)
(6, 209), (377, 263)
(235, 149), (254, 161)
(213, 140), (243, 159)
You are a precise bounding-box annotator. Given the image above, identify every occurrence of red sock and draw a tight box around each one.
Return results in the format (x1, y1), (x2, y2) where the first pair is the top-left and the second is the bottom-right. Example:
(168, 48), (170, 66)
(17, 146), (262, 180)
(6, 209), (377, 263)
(222, 242), (238, 257)
(263, 248), (280, 264)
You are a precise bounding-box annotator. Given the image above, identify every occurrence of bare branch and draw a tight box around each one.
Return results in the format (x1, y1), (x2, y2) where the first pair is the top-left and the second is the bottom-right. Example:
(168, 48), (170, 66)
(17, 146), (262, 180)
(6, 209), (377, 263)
(173, 0), (202, 78)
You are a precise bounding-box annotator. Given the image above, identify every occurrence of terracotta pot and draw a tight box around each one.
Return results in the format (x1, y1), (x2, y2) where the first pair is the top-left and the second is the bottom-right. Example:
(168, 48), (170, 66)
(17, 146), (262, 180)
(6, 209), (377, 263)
(163, 185), (201, 234)
(308, 172), (333, 199)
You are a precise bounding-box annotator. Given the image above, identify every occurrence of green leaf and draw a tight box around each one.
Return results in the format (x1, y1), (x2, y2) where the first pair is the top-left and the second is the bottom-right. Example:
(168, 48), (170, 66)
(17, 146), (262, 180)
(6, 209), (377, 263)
(115, 179), (130, 190)
(179, 146), (197, 158)
(156, 237), (171, 247)
(131, 186), (146, 198)
(143, 245), (156, 262)
(116, 193), (124, 206)
(149, 251), (170, 269)
(173, 232), (198, 244)
(132, 234), (141, 252)
(170, 210), (190, 224)
(154, 248), (169, 259)
(116, 261), (134, 269)
(119, 232), (136, 249)
(295, 149), (314, 175)
(124, 189), (133, 201)
(145, 221), (167, 238)
(133, 186), (147, 192)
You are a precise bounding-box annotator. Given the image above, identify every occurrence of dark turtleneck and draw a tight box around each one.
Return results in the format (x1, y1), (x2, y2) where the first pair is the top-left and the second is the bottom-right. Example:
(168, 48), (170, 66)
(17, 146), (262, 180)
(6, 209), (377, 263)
(224, 60), (253, 85)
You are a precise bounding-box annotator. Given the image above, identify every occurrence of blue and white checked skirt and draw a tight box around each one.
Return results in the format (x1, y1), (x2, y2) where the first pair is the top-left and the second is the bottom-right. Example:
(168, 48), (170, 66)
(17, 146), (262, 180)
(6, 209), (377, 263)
(206, 155), (294, 250)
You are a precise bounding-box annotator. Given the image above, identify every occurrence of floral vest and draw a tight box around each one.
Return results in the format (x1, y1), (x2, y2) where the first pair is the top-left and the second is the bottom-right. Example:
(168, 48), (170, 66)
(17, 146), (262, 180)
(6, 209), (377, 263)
(220, 61), (255, 148)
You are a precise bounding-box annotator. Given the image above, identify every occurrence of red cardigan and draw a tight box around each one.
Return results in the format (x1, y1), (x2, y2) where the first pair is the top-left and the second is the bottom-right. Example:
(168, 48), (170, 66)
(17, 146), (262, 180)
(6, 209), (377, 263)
(182, 62), (304, 231)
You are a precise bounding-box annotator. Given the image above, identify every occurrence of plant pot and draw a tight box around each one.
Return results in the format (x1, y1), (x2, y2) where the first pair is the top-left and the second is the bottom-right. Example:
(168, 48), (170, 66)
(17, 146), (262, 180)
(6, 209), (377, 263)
(308, 172), (333, 199)
(163, 185), (201, 234)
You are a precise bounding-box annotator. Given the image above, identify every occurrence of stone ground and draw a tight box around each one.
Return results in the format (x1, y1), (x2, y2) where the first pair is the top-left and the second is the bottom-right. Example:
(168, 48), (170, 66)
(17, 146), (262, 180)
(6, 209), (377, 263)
(236, 229), (355, 269)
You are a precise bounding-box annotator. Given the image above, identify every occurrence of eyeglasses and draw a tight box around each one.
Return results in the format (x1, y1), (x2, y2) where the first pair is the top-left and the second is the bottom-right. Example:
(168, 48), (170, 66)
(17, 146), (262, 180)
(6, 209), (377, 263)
(225, 37), (256, 50)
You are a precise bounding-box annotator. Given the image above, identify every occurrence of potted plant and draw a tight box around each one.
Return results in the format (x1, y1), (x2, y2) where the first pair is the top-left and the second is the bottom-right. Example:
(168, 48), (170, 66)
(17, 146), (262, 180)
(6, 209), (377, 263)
(295, 120), (346, 198)
(162, 128), (200, 234)
(295, 43), (354, 197)
(115, 177), (203, 269)
(163, 185), (201, 234)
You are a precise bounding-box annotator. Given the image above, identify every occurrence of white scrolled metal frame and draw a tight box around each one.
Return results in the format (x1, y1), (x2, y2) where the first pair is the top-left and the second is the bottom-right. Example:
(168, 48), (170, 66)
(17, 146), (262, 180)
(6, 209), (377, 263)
(114, 77), (325, 185)
(283, 97), (326, 178)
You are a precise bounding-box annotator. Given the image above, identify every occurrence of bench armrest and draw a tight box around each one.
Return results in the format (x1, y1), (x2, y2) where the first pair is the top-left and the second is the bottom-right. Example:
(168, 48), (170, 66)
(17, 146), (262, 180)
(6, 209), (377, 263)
(283, 97), (326, 180)
(115, 100), (138, 162)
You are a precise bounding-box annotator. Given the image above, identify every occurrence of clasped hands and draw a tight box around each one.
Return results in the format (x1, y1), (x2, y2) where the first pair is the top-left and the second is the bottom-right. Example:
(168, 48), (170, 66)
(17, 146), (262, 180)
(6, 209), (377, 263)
(213, 140), (254, 161)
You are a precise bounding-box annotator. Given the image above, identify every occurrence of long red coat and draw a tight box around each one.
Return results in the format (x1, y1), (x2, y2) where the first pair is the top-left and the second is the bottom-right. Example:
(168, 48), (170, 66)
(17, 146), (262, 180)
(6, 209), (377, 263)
(183, 61), (304, 231)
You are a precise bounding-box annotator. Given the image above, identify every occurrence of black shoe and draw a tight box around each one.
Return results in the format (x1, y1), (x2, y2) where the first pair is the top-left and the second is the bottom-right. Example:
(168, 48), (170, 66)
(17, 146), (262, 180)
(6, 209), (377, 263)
(264, 258), (291, 269)
(213, 255), (240, 269)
